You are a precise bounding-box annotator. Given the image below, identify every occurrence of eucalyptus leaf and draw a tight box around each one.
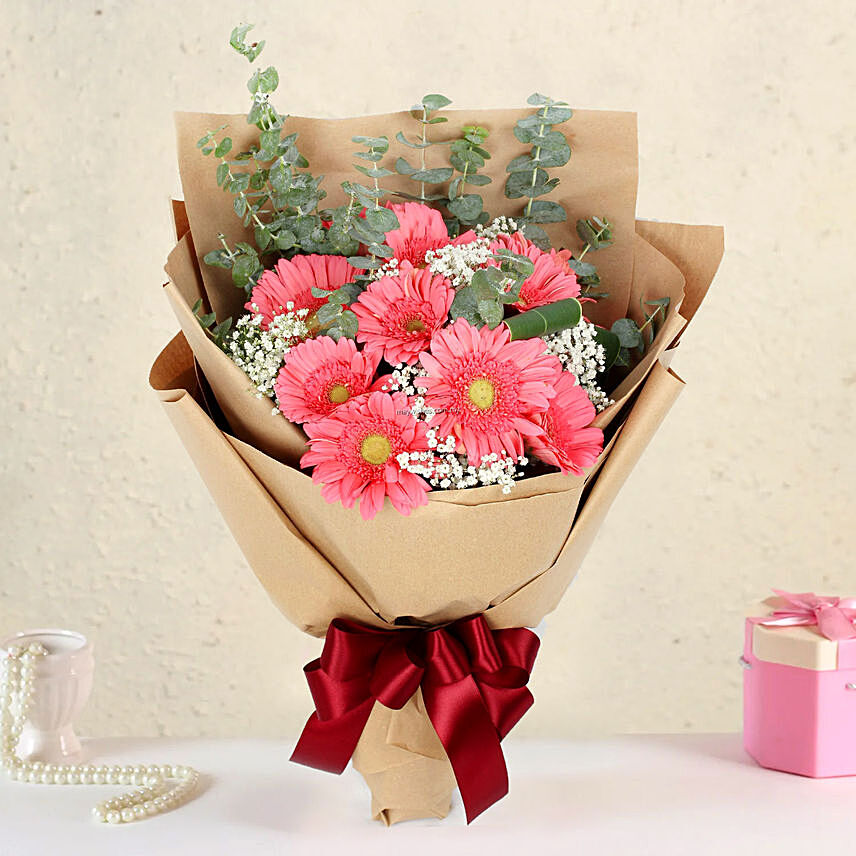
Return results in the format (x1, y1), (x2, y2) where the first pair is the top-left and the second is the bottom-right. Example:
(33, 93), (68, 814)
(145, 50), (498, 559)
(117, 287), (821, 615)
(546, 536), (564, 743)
(448, 194), (483, 222)
(478, 299), (504, 328)
(409, 167), (454, 183)
(611, 318), (643, 349)
(422, 93), (452, 112)
(449, 286), (481, 324)
(527, 199), (567, 223)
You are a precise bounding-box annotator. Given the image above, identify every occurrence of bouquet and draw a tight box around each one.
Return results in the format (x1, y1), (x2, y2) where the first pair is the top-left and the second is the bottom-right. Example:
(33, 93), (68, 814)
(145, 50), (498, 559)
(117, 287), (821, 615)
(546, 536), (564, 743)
(150, 25), (724, 824)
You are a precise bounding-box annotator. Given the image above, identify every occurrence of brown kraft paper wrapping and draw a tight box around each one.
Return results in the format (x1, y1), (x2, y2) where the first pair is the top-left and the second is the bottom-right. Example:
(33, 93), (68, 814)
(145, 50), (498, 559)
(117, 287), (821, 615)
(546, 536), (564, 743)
(155, 106), (724, 826)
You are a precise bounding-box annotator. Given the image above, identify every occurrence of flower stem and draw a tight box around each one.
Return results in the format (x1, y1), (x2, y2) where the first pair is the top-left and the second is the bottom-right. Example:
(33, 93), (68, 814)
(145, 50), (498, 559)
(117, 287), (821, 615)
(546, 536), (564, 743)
(523, 105), (549, 220)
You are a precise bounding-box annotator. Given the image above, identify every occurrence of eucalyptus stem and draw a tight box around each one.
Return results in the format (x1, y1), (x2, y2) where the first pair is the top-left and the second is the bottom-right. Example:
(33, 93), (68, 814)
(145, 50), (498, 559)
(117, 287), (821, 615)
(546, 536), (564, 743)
(419, 107), (427, 202)
(523, 104), (549, 220)
(577, 223), (609, 261)
(216, 233), (236, 260)
(637, 303), (665, 333)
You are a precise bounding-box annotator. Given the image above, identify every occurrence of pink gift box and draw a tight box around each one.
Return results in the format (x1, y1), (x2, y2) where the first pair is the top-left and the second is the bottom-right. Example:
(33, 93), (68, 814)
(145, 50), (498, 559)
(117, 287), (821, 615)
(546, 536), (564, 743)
(743, 593), (856, 778)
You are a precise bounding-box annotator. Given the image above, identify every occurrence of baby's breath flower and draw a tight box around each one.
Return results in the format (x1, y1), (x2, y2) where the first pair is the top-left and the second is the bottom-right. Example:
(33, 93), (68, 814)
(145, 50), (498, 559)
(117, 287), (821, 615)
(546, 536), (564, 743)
(543, 320), (613, 412)
(228, 305), (310, 402)
(474, 215), (519, 241)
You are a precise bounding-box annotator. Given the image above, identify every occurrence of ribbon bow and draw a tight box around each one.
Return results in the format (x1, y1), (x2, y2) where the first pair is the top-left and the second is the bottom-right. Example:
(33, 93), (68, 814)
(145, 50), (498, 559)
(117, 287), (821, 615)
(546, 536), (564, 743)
(756, 589), (856, 641)
(290, 614), (540, 823)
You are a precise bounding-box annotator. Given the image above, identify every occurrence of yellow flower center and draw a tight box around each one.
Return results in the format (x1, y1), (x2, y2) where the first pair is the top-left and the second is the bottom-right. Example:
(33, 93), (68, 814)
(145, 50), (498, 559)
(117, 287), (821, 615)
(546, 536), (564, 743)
(405, 318), (426, 333)
(360, 433), (392, 466)
(467, 378), (496, 410)
(328, 383), (350, 404)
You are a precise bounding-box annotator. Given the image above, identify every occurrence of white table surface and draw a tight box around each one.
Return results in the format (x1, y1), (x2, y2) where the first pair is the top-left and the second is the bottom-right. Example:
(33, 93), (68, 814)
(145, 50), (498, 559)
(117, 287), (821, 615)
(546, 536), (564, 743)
(0, 734), (852, 855)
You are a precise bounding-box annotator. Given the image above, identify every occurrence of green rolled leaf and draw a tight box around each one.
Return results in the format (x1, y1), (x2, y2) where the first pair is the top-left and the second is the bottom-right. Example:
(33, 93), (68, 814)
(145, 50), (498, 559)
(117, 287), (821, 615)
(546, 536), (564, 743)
(504, 298), (582, 340)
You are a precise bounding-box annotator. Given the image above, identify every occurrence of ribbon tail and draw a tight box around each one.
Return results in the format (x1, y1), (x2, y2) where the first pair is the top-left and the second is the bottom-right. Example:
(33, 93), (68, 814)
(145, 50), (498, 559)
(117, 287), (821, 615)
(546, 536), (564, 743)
(290, 697), (375, 774)
(423, 678), (508, 824)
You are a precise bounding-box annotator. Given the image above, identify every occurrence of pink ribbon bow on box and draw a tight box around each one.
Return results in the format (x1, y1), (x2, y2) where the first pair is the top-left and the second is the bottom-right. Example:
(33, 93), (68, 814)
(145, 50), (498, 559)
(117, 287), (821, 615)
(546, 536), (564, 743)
(757, 590), (856, 641)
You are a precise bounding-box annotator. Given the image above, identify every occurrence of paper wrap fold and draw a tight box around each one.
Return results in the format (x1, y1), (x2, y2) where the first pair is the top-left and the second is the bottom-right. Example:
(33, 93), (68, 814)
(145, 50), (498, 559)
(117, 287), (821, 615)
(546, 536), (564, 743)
(152, 107), (723, 822)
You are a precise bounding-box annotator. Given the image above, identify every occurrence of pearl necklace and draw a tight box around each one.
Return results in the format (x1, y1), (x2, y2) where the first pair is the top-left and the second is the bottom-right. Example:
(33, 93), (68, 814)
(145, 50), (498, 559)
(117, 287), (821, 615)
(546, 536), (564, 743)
(1, 643), (199, 824)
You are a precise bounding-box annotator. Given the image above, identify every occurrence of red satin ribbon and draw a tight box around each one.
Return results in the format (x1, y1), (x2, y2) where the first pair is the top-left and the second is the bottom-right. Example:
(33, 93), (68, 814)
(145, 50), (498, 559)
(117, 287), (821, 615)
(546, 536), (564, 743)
(290, 614), (540, 823)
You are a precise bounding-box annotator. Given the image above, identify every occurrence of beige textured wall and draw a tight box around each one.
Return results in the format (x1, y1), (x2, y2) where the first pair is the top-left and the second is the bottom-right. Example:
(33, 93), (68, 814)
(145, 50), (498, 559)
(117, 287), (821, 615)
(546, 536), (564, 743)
(1, 0), (854, 741)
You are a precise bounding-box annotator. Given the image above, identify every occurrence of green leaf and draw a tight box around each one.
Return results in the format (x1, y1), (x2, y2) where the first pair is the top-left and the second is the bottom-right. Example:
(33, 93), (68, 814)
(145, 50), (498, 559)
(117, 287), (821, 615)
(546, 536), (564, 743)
(448, 194), (483, 222)
(520, 222), (551, 249)
(254, 225), (272, 251)
(216, 162), (230, 186)
(257, 66), (279, 93)
(576, 216), (614, 250)
(352, 135), (389, 150)
(230, 23), (265, 63)
(395, 157), (417, 175)
(506, 154), (535, 173)
(364, 207), (399, 232)
(505, 169), (558, 199)
(409, 167), (453, 183)
(464, 173), (491, 186)
(449, 286), (481, 324)
(353, 164), (394, 179)
(203, 249), (233, 269)
(229, 173), (251, 194)
(396, 131), (431, 150)
(478, 299), (504, 328)
(367, 242), (395, 259)
(316, 302), (343, 326)
(347, 255), (383, 269)
(526, 93), (551, 106)
(540, 105), (573, 124)
(527, 200), (567, 223)
(274, 230), (296, 251)
(421, 93), (452, 112)
(337, 309), (359, 339)
(611, 318), (643, 349)
(233, 195), (247, 217)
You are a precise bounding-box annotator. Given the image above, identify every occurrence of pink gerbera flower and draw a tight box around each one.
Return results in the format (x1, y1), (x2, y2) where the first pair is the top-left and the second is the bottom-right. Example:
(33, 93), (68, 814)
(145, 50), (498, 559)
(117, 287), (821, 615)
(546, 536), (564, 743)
(417, 318), (563, 462)
(246, 254), (361, 328)
(274, 336), (381, 424)
(490, 232), (579, 312)
(384, 202), (476, 268)
(301, 391), (431, 520)
(527, 373), (603, 475)
(352, 264), (455, 365)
